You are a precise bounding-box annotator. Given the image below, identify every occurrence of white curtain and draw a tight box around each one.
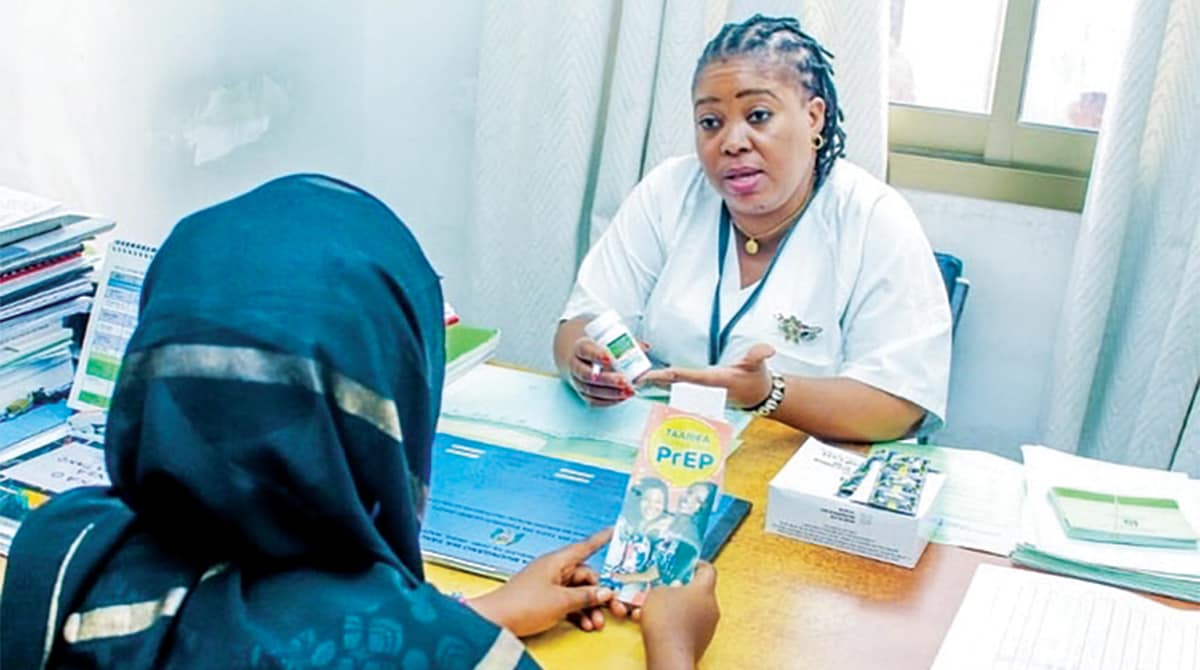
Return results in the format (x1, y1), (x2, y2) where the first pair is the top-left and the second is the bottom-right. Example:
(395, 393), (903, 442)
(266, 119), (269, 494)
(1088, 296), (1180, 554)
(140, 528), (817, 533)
(465, 0), (887, 370)
(1043, 0), (1200, 473)
(460, 1), (623, 372)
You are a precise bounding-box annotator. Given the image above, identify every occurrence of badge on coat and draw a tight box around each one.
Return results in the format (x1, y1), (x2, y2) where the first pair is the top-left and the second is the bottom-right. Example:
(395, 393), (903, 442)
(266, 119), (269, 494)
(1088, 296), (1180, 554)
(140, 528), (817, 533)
(775, 313), (822, 343)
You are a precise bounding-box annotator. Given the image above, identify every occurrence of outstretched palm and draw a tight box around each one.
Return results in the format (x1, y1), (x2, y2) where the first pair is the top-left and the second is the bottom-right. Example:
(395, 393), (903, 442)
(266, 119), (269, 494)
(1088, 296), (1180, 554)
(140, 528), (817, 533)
(639, 343), (775, 409)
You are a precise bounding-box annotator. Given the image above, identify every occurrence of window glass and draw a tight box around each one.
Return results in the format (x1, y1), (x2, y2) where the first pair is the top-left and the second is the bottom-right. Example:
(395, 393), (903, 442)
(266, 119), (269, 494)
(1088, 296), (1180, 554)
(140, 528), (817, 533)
(1020, 0), (1135, 130)
(890, 0), (1009, 113)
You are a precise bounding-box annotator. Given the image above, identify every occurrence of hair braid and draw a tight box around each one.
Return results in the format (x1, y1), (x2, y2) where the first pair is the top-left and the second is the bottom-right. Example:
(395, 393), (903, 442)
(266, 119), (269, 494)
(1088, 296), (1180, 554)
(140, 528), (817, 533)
(694, 14), (847, 188)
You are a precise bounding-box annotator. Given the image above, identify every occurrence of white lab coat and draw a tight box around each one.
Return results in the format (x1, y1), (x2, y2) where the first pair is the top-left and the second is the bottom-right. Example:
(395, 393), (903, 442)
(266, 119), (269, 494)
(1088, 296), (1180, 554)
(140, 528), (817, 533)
(562, 155), (952, 431)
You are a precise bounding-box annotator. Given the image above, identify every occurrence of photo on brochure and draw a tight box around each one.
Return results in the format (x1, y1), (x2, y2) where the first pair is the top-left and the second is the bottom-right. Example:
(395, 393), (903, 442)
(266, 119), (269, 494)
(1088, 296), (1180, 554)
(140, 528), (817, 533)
(600, 403), (731, 605)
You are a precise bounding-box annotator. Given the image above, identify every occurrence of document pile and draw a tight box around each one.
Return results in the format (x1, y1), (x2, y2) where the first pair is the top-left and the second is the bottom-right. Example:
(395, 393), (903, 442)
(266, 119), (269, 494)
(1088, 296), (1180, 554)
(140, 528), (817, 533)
(1012, 445), (1200, 602)
(0, 186), (119, 554)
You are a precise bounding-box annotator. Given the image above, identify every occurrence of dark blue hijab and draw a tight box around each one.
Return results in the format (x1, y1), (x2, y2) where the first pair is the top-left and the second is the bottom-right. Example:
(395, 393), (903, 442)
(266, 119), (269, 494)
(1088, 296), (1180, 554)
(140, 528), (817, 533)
(1, 175), (536, 669)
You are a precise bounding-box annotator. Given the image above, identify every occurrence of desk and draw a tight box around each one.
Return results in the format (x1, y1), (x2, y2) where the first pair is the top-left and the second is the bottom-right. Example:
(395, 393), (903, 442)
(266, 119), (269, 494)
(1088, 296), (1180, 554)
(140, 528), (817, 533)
(429, 419), (1012, 669)
(2, 420), (1194, 668)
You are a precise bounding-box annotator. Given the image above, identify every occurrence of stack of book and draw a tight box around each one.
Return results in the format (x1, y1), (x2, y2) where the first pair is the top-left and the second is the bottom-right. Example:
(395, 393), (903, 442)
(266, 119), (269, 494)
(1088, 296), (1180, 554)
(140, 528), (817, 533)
(0, 186), (115, 554)
(443, 301), (499, 388)
(0, 187), (113, 451)
(1011, 444), (1200, 602)
(445, 324), (500, 388)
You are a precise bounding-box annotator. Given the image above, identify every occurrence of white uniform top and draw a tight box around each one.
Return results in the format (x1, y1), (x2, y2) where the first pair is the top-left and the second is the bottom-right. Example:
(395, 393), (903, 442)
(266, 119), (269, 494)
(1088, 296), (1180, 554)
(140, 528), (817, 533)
(561, 155), (952, 432)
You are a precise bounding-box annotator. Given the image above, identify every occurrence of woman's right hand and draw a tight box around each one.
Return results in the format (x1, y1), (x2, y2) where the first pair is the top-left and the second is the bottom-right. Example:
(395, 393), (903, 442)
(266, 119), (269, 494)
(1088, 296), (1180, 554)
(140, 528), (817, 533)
(640, 562), (720, 669)
(566, 337), (635, 406)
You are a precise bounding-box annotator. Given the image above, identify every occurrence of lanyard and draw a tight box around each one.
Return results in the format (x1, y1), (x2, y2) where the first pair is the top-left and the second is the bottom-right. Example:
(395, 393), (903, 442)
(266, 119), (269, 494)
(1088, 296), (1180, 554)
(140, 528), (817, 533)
(707, 201), (810, 365)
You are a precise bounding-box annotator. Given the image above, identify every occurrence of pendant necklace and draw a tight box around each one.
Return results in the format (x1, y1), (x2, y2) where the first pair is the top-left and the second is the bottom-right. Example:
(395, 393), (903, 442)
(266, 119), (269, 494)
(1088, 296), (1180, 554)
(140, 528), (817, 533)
(729, 192), (813, 255)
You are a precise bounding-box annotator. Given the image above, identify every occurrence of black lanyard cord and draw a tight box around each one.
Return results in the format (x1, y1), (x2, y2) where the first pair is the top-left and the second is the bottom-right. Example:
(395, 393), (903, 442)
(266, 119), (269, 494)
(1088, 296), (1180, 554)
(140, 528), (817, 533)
(707, 197), (814, 365)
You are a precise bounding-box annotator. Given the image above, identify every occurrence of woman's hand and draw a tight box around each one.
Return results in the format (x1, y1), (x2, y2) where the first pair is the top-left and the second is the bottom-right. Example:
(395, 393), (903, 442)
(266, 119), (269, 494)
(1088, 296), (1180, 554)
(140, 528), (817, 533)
(641, 562), (720, 669)
(565, 337), (636, 406)
(639, 343), (776, 409)
(468, 529), (615, 637)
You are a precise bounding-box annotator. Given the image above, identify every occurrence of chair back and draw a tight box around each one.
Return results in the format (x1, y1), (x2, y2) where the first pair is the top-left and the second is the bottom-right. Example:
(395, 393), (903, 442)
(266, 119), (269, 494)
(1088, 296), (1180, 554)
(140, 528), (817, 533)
(934, 252), (969, 336)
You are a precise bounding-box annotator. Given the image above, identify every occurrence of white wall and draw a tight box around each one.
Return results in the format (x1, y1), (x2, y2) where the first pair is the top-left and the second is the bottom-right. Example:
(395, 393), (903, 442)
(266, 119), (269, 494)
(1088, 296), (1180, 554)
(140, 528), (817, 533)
(903, 188), (1080, 460)
(0, 3), (370, 246)
(0, 0), (484, 295)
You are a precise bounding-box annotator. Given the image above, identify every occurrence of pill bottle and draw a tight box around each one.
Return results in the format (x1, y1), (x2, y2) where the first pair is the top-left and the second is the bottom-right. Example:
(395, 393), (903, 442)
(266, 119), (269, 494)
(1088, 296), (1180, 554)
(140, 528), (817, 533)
(584, 310), (652, 381)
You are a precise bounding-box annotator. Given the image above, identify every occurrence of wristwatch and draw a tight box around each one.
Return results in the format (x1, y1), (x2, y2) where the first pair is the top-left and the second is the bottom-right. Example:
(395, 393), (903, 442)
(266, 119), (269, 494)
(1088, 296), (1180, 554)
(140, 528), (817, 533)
(747, 371), (786, 416)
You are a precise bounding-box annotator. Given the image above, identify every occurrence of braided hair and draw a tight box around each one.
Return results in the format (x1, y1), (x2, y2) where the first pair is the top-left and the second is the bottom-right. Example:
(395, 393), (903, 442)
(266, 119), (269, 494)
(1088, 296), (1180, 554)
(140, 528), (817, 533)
(694, 14), (846, 189)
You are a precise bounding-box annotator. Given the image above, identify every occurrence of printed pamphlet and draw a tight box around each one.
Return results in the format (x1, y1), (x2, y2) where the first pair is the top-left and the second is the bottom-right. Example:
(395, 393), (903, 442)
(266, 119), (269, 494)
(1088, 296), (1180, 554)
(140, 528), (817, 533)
(600, 403), (732, 605)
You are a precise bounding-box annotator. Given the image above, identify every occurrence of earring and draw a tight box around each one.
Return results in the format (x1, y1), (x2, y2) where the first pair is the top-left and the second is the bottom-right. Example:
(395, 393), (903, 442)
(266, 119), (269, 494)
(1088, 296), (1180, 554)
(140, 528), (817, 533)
(812, 134), (825, 150)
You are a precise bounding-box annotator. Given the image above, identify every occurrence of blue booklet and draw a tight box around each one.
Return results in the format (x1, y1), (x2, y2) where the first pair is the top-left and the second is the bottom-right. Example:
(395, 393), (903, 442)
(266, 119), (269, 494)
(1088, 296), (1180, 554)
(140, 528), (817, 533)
(420, 433), (750, 578)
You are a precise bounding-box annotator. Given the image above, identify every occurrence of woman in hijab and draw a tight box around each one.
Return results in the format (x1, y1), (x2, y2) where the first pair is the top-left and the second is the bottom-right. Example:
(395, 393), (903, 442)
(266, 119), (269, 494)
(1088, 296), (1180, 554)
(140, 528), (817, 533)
(0, 175), (718, 669)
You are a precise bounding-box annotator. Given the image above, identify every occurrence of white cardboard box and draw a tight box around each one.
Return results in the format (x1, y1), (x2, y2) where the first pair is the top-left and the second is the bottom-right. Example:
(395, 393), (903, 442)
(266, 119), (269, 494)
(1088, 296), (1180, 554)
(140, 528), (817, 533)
(766, 440), (945, 568)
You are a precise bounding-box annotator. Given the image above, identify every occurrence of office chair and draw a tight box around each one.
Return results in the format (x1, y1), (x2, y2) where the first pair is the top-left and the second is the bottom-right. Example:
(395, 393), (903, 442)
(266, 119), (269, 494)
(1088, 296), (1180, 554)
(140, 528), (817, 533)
(934, 252), (970, 337)
(920, 252), (969, 445)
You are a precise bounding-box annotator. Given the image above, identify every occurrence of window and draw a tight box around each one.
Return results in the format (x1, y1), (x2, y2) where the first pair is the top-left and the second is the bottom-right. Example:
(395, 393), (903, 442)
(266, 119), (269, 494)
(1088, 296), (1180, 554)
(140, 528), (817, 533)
(890, 0), (1007, 113)
(887, 0), (1134, 211)
(1020, 0), (1134, 130)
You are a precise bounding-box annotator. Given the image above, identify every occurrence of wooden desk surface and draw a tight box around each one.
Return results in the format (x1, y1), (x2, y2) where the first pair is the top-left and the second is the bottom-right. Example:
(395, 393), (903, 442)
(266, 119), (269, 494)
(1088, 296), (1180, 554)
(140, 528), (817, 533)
(3, 419), (1193, 668)
(427, 419), (1010, 669)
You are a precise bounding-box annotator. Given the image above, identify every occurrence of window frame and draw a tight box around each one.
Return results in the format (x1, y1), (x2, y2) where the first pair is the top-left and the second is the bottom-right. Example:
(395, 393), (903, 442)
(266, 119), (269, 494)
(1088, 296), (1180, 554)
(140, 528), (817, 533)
(886, 0), (1096, 211)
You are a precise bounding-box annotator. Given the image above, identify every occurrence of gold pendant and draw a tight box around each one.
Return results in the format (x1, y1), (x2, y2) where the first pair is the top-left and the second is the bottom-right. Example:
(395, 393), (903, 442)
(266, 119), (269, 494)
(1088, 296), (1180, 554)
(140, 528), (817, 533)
(744, 237), (759, 255)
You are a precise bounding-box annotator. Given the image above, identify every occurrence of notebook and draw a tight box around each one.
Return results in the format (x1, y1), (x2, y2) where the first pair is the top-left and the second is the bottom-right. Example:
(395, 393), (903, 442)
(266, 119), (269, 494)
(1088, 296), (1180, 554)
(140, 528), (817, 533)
(1049, 485), (1199, 549)
(420, 432), (750, 579)
(69, 240), (157, 412)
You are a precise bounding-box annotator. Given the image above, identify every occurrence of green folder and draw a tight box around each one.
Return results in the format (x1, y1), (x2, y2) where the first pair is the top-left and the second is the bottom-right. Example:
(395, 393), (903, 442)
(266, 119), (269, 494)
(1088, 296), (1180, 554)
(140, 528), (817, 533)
(1049, 486), (1199, 550)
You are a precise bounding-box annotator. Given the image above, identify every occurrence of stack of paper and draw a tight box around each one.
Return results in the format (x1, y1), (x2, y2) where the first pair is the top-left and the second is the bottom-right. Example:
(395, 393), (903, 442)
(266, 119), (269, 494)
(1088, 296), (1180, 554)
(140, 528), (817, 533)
(1012, 445), (1200, 602)
(0, 187), (115, 464)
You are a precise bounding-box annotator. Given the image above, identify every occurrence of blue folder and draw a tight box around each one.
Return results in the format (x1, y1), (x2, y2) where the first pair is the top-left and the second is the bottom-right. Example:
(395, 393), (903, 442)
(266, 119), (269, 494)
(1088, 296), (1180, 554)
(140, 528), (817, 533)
(421, 433), (751, 578)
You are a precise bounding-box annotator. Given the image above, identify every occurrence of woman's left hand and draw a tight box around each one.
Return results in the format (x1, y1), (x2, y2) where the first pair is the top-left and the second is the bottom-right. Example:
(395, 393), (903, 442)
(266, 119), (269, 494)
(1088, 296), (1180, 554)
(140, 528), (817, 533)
(639, 343), (776, 409)
(467, 528), (616, 637)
